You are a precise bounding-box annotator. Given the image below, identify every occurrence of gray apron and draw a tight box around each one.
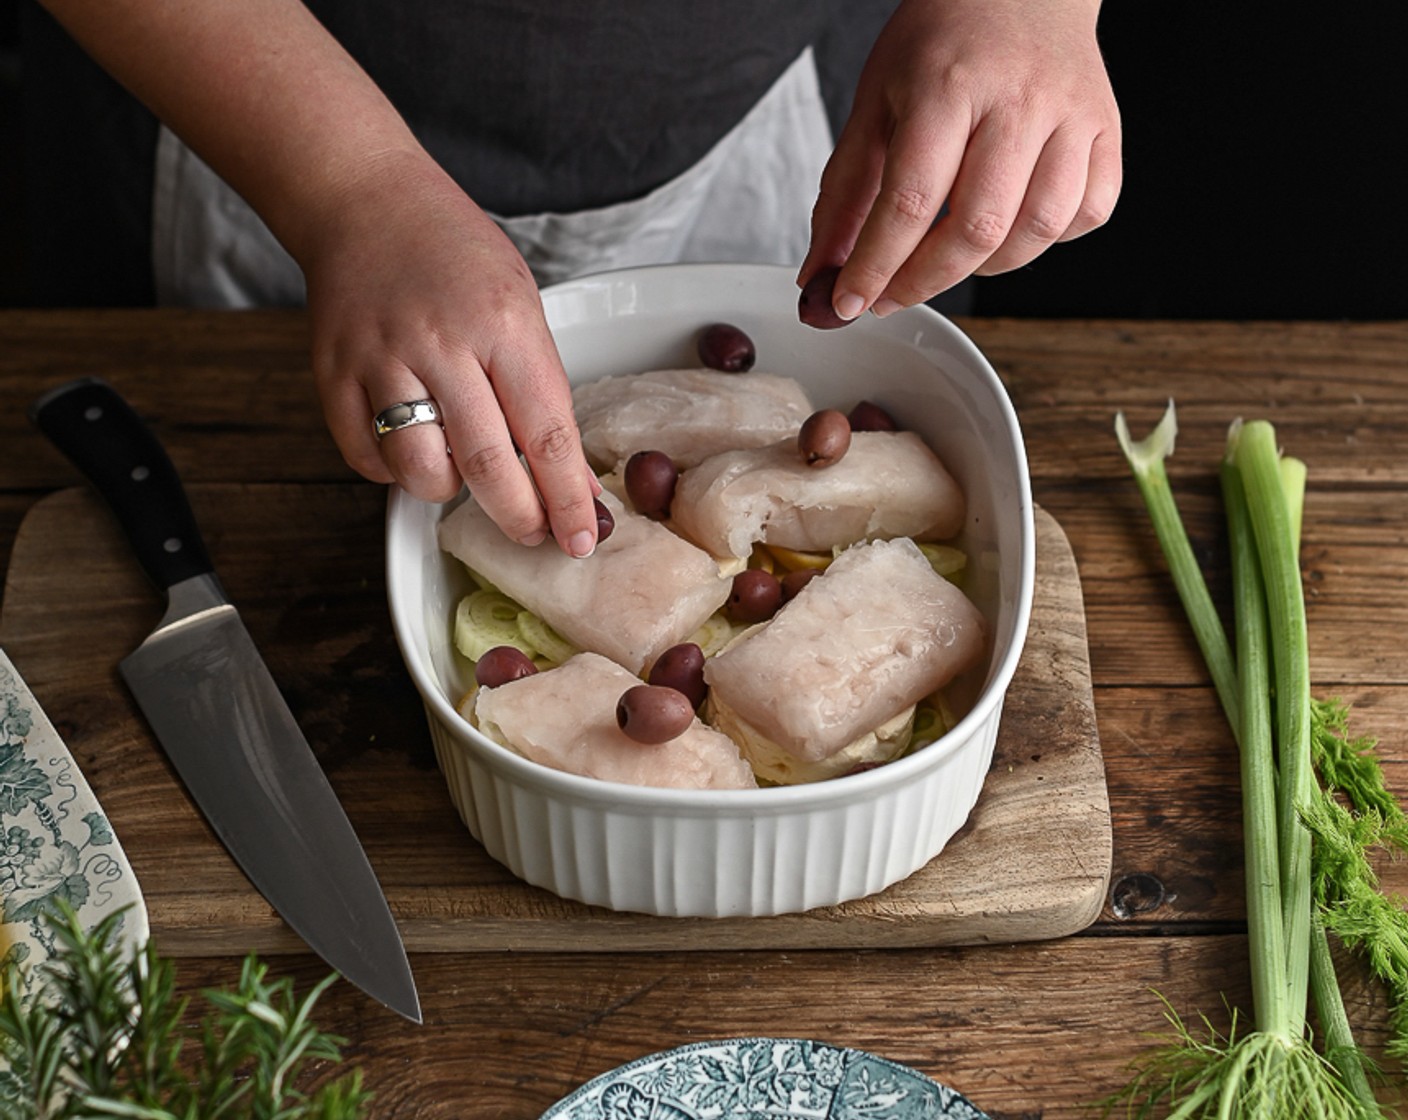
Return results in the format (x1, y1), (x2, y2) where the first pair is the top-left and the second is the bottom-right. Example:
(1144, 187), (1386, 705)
(152, 48), (833, 308)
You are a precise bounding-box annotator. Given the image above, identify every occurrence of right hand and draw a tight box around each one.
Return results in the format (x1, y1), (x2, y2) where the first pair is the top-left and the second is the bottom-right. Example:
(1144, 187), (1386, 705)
(799, 0), (1121, 319)
(301, 152), (602, 558)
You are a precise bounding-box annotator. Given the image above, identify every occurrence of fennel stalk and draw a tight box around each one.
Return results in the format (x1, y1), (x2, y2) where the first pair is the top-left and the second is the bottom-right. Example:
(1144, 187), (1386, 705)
(1107, 402), (1381, 1119)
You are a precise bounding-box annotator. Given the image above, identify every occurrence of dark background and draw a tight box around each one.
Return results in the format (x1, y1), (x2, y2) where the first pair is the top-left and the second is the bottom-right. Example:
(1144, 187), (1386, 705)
(2, 2), (1405, 318)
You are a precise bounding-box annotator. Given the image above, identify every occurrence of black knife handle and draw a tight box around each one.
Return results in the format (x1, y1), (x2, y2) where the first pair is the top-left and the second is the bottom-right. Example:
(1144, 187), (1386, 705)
(30, 377), (215, 591)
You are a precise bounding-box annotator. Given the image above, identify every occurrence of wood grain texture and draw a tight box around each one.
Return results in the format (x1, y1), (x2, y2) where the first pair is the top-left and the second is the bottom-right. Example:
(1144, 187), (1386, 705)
(1, 312), (1405, 487)
(0, 486), (1108, 952)
(166, 935), (1405, 1120)
(2, 312), (1406, 1117)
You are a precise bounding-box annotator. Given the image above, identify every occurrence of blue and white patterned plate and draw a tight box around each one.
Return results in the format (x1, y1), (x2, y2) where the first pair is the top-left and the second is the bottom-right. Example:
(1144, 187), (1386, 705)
(0, 650), (148, 1002)
(542, 1038), (991, 1120)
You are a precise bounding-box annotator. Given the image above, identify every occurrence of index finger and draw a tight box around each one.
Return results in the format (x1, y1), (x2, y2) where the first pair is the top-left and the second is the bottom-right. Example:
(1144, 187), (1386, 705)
(798, 102), (887, 290)
(483, 324), (601, 560)
(832, 105), (969, 319)
(429, 362), (555, 546)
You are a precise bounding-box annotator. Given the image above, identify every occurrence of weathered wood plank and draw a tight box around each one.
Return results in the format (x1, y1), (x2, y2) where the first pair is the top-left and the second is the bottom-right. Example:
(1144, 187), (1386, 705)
(2, 313), (1405, 1119)
(2, 312), (1406, 488)
(1091, 681), (1408, 929)
(0, 309), (347, 488)
(165, 934), (1404, 1120)
(1036, 486), (1408, 688)
(0, 485), (1110, 953)
(964, 318), (1408, 485)
(3, 488), (1405, 942)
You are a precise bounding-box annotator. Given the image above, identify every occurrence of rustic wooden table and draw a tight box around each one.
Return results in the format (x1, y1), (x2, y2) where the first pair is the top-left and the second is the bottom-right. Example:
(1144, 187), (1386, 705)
(0, 310), (1404, 1118)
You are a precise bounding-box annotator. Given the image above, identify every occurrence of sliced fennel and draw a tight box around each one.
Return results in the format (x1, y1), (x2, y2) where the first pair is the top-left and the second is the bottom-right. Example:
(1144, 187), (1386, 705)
(917, 542), (967, 586)
(687, 613), (745, 658)
(453, 589), (578, 667)
(454, 591), (534, 662)
(515, 611), (579, 665)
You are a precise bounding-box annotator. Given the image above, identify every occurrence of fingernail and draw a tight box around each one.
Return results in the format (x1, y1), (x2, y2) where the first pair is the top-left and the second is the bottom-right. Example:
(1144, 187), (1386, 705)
(871, 298), (903, 319)
(567, 530), (596, 559)
(834, 290), (865, 321)
(519, 529), (548, 547)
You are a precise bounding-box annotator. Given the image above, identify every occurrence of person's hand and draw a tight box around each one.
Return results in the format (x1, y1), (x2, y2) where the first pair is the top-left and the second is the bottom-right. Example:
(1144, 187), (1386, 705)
(301, 152), (602, 557)
(799, 0), (1121, 319)
(31, 0), (601, 557)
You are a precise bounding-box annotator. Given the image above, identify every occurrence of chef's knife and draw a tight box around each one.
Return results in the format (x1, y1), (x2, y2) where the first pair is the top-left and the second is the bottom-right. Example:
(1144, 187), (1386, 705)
(29, 377), (420, 1024)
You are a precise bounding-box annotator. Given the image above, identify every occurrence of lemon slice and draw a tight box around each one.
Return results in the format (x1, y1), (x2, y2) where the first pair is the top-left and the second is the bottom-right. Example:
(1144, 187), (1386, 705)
(763, 544), (833, 571)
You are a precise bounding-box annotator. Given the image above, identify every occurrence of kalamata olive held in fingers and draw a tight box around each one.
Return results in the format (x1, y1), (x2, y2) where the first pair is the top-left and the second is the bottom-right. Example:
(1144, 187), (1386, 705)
(616, 684), (695, 744)
(780, 568), (819, 602)
(475, 645), (538, 688)
(798, 265), (849, 330)
(594, 497), (616, 543)
(798, 409), (852, 468)
(697, 322), (757, 373)
(848, 400), (899, 432)
(648, 642), (708, 709)
(556, 499), (615, 548)
(623, 450), (678, 519)
(726, 568), (783, 623)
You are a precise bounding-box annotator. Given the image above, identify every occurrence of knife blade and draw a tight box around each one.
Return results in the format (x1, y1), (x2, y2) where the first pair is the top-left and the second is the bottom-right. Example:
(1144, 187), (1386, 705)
(29, 377), (420, 1024)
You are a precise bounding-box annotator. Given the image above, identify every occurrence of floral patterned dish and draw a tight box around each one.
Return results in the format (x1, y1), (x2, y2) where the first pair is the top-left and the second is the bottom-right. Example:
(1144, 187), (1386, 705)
(542, 1037), (991, 1120)
(0, 649), (148, 1001)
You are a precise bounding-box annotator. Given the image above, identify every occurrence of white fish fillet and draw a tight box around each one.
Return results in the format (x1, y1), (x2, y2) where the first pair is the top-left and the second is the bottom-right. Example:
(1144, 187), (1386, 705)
(475, 652), (758, 790)
(670, 431), (966, 559)
(573, 367), (813, 471)
(702, 538), (987, 760)
(437, 490), (730, 674)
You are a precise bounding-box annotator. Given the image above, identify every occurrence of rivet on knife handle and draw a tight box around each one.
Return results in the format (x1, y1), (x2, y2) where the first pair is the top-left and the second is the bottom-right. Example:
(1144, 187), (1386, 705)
(29, 377), (214, 591)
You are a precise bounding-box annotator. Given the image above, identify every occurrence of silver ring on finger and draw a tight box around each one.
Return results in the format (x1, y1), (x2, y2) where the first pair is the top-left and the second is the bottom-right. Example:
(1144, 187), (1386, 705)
(373, 398), (441, 440)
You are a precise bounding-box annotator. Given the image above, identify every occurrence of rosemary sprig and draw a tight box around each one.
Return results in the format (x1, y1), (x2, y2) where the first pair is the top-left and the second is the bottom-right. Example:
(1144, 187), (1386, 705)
(0, 903), (370, 1119)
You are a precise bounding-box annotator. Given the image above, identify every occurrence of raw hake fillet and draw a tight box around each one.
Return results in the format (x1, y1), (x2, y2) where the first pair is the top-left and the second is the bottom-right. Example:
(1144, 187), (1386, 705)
(475, 652), (757, 790)
(573, 368), (813, 471)
(703, 538), (986, 761)
(670, 430), (965, 559)
(438, 490), (729, 674)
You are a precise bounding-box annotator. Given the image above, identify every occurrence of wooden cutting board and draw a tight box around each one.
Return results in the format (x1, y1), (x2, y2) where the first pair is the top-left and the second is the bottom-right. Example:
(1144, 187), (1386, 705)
(0, 485), (1109, 953)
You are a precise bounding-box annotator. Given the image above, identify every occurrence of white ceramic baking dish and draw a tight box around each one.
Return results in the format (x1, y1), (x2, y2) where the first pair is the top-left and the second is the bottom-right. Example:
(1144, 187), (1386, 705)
(386, 262), (1034, 918)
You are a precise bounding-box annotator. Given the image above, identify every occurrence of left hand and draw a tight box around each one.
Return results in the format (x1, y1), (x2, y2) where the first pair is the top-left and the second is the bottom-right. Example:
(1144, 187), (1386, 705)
(799, 0), (1122, 319)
